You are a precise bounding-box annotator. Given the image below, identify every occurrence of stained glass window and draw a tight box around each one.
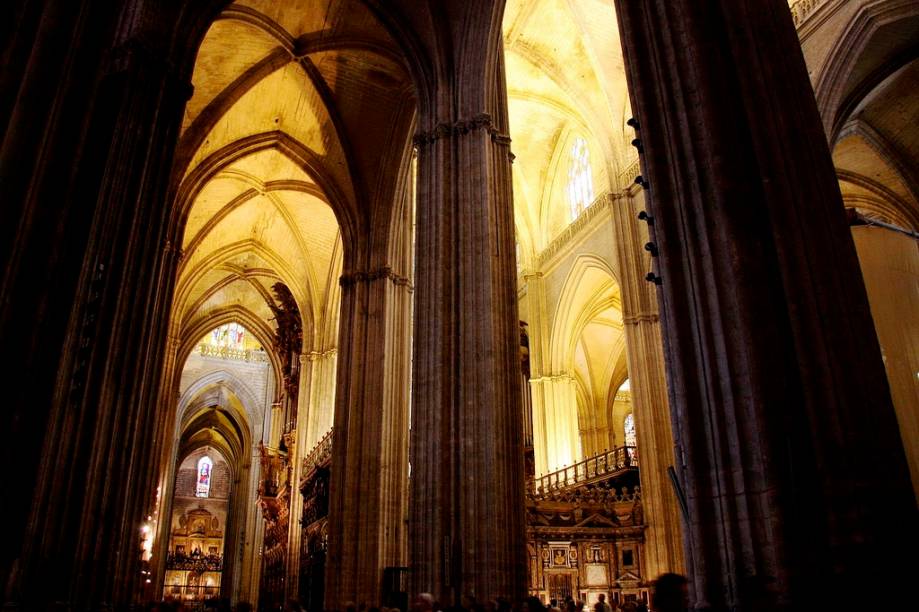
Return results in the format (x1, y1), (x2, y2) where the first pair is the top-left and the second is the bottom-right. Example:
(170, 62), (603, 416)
(624, 413), (637, 448)
(196, 456), (213, 498)
(209, 322), (246, 350)
(566, 137), (594, 221)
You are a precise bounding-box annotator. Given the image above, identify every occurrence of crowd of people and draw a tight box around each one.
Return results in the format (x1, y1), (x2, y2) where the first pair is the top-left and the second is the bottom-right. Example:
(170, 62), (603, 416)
(141, 572), (689, 612)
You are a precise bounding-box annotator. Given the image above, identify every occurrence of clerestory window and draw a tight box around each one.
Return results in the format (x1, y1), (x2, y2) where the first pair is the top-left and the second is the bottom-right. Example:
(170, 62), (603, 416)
(566, 136), (594, 221)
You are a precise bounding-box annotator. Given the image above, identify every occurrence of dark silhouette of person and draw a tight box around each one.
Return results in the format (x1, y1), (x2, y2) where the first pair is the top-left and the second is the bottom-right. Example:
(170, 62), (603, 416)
(651, 573), (688, 612)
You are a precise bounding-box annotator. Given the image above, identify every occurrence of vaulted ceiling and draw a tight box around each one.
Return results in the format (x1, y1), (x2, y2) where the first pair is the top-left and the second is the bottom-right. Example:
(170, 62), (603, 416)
(171, 0), (416, 360)
(835, 59), (919, 230)
(504, 0), (634, 258)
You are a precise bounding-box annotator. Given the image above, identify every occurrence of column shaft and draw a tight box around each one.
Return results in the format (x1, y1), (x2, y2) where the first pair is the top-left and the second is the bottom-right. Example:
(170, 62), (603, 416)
(15, 34), (191, 607)
(325, 271), (412, 607)
(410, 95), (526, 602)
(613, 1), (917, 608)
(612, 192), (685, 581)
(529, 375), (582, 475)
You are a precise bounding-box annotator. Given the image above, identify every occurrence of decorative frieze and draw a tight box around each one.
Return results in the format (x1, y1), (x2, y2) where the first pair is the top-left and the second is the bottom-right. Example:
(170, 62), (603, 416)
(790, 0), (831, 27)
(339, 266), (412, 290)
(535, 192), (617, 270)
(412, 113), (512, 148)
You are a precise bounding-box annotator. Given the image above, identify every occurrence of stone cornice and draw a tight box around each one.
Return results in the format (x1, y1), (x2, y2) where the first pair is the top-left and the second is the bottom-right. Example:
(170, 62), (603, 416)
(529, 373), (575, 384)
(617, 156), (641, 191)
(305, 348), (337, 362)
(413, 113), (512, 148)
(526, 525), (646, 538)
(339, 266), (413, 290)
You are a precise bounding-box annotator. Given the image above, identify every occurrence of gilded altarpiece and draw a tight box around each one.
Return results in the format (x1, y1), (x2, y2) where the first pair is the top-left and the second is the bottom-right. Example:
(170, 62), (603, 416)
(526, 485), (649, 607)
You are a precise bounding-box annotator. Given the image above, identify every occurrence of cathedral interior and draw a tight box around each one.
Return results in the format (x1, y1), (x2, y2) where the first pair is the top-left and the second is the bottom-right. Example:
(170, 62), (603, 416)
(1, 0), (918, 610)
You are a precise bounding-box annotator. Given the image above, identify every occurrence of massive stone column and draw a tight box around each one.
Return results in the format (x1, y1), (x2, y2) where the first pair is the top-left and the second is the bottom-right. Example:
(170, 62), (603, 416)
(613, 1), (917, 609)
(10, 23), (194, 612)
(611, 190), (685, 580)
(0, 2), (123, 598)
(324, 266), (413, 607)
(409, 18), (527, 601)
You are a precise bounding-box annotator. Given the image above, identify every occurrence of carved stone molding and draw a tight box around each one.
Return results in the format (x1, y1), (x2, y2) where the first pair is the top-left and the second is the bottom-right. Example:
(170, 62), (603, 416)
(338, 266), (412, 290)
(306, 349), (337, 362)
(622, 312), (660, 325)
(413, 113), (512, 148)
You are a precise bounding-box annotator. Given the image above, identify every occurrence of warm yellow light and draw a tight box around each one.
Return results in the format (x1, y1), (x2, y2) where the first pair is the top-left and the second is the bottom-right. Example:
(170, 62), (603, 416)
(140, 523), (153, 561)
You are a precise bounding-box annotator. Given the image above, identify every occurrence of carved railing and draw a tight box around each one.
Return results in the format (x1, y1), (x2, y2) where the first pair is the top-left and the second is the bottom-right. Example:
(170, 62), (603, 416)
(165, 552), (223, 572)
(528, 446), (638, 497)
(617, 156), (641, 191)
(197, 343), (270, 363)
(301, 428), (333, 477)
(536, 192), (613, 269)
(790, 0), (830, 26)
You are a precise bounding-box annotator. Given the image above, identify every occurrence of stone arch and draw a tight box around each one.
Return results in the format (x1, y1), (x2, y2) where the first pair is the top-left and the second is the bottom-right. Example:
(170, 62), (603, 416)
(177, 369), (264, 438)
(162, 376), (256, 603)
(549, 254), (621, 374)
(172, 132), (359, 254)
(813, 0), (919, 141)
(176, 306), (282, 393)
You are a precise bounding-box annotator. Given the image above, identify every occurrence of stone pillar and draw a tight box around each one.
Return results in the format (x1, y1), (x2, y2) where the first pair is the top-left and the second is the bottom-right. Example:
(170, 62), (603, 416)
(611, 191), (685, 580)
(524, 271), (582, 475)
(10, 22), (194, 610)
(529, 374), (583, 475)
(613, 1), (917, 608)
(286, 353), (312, 600)
(324, 268), (412, 607)
(304, 349), (339, 450)
(409, 33), (527, 602)
(851, 227), (919, 501)
(0, 2), (123, 597)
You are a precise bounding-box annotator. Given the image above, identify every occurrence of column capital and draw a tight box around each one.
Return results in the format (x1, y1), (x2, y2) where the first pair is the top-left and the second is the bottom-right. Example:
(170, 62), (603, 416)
(339, 267), (413, 290)
(305, 348), (337, 362)
(622, 311), (659, 325)
(413, 113), (512, 148)
(529, 372), (575, 384)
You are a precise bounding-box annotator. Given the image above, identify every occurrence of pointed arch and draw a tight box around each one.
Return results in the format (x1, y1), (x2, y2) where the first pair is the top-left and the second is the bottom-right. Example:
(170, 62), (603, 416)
(549, 254), (621, 374)
(177, 306), (283, 395)
(172, 132), (359, 253)
(813, 0), (919, 141)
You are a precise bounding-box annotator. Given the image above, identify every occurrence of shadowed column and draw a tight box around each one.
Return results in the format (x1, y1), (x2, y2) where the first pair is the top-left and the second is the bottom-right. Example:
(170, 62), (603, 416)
(613, 0), (917, 609)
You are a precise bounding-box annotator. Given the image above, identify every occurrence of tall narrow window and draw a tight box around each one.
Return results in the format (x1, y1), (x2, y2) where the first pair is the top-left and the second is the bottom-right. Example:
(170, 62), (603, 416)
(624, 413), (637, 448)
(196, 456), (213, 498)
(566, 137), (594, 220)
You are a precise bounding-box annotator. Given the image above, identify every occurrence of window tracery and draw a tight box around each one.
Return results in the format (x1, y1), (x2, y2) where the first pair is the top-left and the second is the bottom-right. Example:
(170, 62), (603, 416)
(567, 137), (594, 220)
(196, 456), (213, 498)
(209, 322), (246, 350)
